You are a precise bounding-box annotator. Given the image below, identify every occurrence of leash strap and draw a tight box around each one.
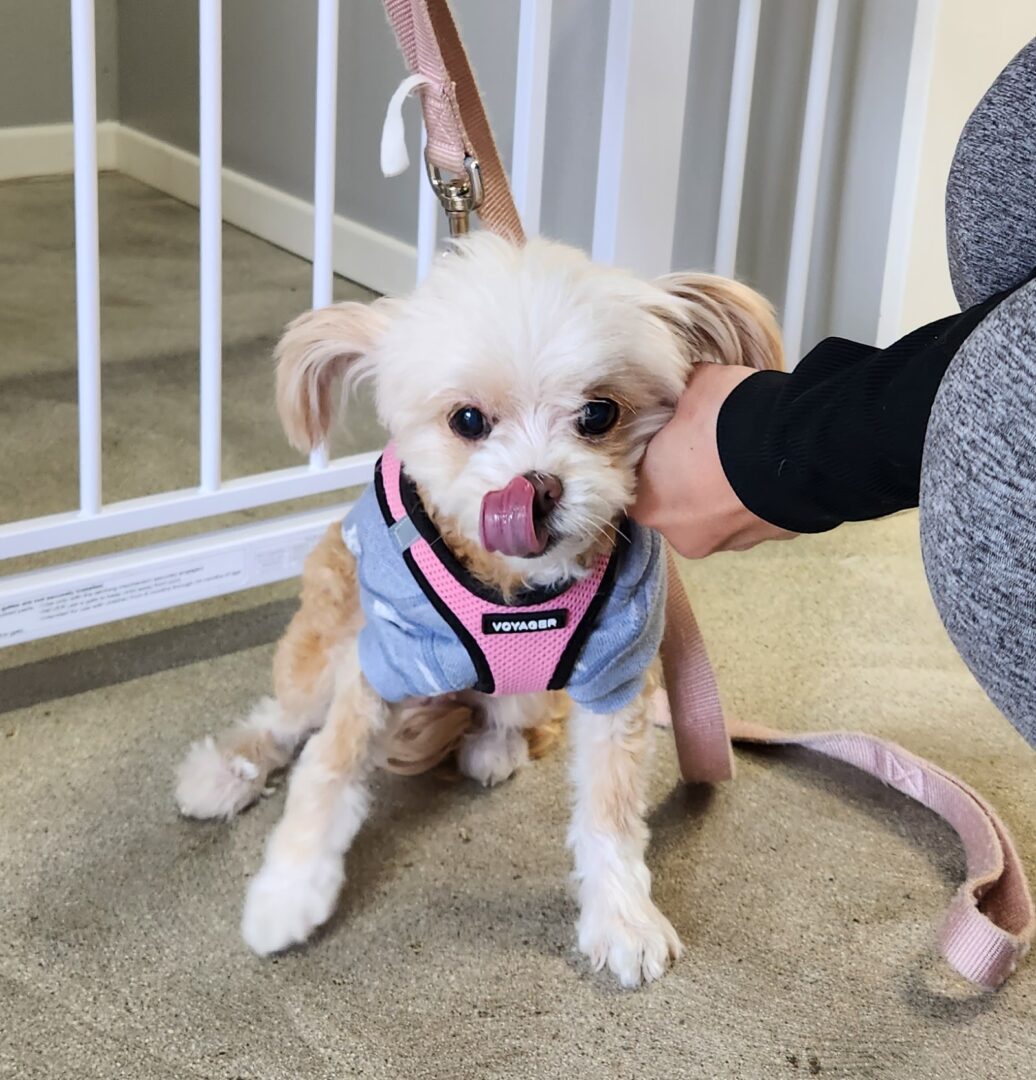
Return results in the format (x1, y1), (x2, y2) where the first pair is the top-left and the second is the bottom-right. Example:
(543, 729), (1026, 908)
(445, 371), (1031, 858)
(729, 720), (1036, 989)
(380, 0), (1035, 990)
(660, 549), (734, 783)
(660, 561), (1035, 989)
(382, 0), (525, 243)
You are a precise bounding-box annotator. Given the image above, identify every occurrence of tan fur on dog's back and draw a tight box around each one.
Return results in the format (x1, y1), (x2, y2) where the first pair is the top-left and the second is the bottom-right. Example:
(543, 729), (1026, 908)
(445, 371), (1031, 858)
(272, 524), (359, 719)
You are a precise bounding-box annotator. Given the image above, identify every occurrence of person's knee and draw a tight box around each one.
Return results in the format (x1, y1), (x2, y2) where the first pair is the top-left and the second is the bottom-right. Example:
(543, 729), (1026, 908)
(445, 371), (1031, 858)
(922, 532), (1036, 750)
(920, 291), (1036, 751)
(946, 36), (1036, 307)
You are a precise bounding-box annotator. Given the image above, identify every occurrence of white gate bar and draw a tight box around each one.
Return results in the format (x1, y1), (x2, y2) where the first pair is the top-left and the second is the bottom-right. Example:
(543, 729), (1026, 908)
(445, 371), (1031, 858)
(311, 0), (339, 311)
(71, 0), (102, 516)
(0, 504), (349, 648)
(416, 123), (439, 281)
(714, 0), (761, 277)
(782, 0), (839, 364)
(875, 0), (939, 346)
(592, 0), (695, 277)
(199, 0), (223, 491)
(593, 0), (634, 265)
(0, 452), (377, 562)
(511, 0), (553, 235)
(309, 0), (340, 470)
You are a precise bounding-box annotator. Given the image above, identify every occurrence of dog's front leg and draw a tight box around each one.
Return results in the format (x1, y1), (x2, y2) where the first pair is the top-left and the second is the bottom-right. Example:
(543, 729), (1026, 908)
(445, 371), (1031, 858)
(241, 642), (386, 955)
(567, 685), (682, 987)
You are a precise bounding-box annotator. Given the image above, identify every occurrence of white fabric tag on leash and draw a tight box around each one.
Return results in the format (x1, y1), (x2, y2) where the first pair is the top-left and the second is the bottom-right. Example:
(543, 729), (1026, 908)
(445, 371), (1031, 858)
(381, 74), (432, 178)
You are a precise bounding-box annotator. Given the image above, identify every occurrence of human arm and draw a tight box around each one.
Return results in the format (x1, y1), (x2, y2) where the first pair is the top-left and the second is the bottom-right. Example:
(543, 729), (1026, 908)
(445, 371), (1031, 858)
(633, 287), (1020, 558)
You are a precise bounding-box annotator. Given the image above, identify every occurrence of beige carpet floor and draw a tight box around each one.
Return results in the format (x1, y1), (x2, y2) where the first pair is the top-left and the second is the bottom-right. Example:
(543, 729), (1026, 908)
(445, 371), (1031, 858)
(2, 511), (1033, 1080)
(1, 174), (1033, 1080)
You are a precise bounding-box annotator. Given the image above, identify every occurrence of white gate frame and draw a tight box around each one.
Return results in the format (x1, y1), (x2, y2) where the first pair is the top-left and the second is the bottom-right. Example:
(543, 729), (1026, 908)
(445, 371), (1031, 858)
(0, 0), (938, 648)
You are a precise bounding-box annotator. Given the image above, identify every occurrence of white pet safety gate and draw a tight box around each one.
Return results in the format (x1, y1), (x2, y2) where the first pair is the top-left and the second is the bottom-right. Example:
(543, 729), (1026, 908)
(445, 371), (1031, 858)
(0, 0), (938, 648)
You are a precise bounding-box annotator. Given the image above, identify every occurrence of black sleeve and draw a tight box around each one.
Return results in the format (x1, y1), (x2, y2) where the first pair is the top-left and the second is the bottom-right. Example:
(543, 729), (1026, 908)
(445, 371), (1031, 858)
(714, 283), (1025, 534)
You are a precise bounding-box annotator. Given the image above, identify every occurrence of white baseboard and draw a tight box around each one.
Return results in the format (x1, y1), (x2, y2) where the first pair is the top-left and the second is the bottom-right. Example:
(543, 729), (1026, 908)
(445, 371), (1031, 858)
(113, 126), (418, 295)
(0, 120), (120, 181)
(0, 121), (417, 296)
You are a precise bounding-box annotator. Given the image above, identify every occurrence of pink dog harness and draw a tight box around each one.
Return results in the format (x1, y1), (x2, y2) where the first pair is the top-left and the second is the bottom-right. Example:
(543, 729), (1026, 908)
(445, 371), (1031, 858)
(345, 444), (665, 710)
(379, 444), (618, 695)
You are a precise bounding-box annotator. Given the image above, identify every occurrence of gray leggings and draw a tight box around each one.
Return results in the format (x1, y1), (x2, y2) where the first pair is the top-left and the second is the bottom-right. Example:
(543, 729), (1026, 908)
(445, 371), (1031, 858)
(919, 38), (1036, 749)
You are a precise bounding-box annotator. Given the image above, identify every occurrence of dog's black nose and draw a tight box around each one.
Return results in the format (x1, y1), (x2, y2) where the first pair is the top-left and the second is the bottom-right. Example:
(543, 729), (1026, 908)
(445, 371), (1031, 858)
(525, 472), (563, 519)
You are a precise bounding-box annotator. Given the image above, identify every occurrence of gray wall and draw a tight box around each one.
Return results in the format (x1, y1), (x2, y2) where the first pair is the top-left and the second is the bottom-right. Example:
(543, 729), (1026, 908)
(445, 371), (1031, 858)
(115, 0), (917, 351)
(673, 0), (916, 351)
(823, 0), (916, 346)
(116, 0), (198, 151)
(116, 0), (522, 253)
(5, 0), (920, 353)
(0, 0), (119, 125)
(672, 0), (741, 271)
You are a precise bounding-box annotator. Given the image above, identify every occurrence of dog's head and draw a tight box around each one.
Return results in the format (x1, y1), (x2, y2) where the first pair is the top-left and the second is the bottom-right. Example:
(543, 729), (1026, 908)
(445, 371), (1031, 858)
(276, 234), (781, 585)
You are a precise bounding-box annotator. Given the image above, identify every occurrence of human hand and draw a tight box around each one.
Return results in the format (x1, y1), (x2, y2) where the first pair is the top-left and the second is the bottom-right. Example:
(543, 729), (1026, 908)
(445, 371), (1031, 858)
(631, 363), (797, 558)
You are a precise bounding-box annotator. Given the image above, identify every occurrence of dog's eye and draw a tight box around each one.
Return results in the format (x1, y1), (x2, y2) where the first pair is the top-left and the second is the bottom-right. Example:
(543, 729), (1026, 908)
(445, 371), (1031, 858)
(578, 399), (620, 437)
(449, 406), (489, 440)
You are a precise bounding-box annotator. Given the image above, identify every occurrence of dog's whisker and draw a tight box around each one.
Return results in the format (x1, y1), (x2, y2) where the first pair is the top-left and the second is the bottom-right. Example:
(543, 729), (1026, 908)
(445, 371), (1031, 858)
(580, 510), (631, 547)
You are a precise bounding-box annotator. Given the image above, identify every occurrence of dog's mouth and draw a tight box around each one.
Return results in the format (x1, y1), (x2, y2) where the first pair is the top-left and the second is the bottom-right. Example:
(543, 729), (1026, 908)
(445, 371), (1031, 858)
(479, 472), (562, 558)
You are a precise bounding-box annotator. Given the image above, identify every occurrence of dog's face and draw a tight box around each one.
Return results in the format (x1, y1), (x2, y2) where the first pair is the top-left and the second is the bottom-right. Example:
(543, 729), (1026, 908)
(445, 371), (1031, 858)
(277, 235), (781, 585)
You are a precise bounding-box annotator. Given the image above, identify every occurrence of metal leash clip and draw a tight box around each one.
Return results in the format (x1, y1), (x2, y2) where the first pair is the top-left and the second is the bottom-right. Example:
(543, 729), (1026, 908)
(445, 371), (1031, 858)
(425, 153), (483, 236)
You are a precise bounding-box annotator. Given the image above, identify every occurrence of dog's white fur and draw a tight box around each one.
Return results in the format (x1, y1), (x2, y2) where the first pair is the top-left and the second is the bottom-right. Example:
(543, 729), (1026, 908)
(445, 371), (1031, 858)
(176, 234), (782, 986)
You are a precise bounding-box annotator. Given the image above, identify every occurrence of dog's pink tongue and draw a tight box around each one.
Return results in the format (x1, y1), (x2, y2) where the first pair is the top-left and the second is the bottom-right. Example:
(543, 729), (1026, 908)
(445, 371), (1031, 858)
(480, 476), (544, 557)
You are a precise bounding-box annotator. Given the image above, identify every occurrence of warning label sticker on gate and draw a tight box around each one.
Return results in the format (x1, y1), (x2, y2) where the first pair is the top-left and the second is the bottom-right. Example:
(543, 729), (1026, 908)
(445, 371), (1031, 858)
(0, 551), (246, 644)
(0, 518), (331, 646)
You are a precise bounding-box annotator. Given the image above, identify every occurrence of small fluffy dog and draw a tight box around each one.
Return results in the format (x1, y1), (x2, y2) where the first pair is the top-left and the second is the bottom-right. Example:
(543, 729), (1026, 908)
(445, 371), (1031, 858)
(175, 234), (781, 987)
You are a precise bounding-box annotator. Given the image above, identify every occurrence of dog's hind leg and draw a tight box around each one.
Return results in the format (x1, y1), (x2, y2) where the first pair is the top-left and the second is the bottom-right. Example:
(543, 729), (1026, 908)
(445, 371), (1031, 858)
(240, 640), (386, 954)
(457, 692), (547, 786)
(174, 696), (303, 822)
(174, 524), (359, 820)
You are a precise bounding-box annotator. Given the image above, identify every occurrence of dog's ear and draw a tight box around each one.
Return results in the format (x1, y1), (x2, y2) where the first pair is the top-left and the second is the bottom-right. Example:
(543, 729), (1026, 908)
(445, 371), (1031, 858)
(651, 272), (784, 372)
(275, 299), (391, 452)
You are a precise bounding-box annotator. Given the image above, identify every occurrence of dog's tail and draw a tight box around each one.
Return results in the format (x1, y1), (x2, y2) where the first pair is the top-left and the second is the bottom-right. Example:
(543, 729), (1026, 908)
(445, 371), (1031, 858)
(377, 693), (567, 777)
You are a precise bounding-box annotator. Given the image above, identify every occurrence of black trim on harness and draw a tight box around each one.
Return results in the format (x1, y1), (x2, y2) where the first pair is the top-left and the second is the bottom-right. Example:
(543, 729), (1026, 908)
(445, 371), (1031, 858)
(402, 549), (496, 694)
(373, 456), (394, 527)
(546, 520), (630, 691)
(374, 457), (494, 693)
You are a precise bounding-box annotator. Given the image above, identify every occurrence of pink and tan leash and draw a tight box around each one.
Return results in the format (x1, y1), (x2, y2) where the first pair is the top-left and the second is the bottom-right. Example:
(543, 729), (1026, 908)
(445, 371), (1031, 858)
(382, 0), (524, 244)
(380, 0), (1035, 989)
(660, 549), (1034, 989)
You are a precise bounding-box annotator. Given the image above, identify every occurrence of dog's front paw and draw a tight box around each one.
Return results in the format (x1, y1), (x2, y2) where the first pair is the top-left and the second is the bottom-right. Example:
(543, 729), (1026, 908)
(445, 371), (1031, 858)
(458, 725), (530, 787)
(577, 897), (683, 988)
(175, 736), (267, 820)
(240, 855), (344, 955)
